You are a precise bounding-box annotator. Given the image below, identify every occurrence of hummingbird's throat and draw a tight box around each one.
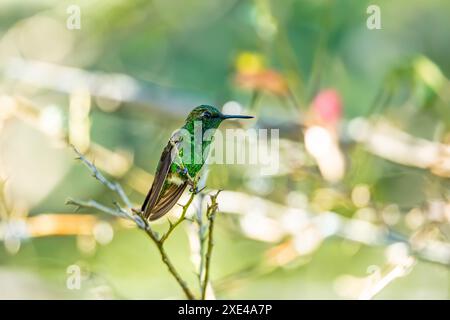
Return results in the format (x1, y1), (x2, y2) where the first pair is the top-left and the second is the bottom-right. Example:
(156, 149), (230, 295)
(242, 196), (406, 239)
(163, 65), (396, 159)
(176, 122), (216, 168)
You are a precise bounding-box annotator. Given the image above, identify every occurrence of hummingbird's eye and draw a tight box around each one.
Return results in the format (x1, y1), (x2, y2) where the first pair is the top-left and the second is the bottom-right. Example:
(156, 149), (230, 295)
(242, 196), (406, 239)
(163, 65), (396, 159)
(202, 111), (212, 119)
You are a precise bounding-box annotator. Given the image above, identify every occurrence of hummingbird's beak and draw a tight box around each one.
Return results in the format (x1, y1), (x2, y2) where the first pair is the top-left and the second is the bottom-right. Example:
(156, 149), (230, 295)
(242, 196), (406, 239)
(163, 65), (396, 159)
(221, 114), (254, 120)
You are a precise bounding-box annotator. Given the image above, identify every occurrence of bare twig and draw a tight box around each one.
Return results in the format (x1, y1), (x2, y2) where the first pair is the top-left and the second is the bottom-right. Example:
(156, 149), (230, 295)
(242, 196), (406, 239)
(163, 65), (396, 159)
(358, 258), (416, 300)
(134, 211), (196, 300)
(159, 192), (195, 244)
(71, 145), (133, 209)
(195, 194), (207, 293)
(67, 147), (196, 300)
(66, 198), (126, 218)
(201, 190), (221, 300)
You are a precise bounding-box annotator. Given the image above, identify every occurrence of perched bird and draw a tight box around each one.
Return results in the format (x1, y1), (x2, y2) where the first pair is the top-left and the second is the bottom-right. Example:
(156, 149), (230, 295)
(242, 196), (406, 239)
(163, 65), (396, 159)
(141, 105), (253, 221)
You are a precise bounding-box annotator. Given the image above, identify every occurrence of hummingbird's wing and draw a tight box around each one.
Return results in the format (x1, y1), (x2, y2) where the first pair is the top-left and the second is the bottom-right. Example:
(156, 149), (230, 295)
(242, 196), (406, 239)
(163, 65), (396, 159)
(141, 133), (187, 220)
(147, 180), (187, 221)
(141, 141), (172, 219)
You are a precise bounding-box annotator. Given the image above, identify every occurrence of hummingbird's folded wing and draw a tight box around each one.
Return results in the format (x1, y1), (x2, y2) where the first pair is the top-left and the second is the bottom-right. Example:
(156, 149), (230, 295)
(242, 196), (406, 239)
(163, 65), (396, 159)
(147, 181), (187, 221)
(141, 140), (174, 219)
(141, 132), (187, 220)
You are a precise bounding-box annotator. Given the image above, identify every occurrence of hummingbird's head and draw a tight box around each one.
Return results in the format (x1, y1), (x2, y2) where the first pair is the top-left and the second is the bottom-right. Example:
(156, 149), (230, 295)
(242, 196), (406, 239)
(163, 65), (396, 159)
(185, 105), (253, 131)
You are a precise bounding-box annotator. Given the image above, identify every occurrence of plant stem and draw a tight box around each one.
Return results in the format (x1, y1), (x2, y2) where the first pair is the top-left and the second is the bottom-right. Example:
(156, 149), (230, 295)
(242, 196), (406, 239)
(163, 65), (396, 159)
(71, 145), (132, 209)
(159, 191), (195, 244)
(69, 146), (197, 300)
(141, 224), (196, 300)
(201, 191), (220, 300)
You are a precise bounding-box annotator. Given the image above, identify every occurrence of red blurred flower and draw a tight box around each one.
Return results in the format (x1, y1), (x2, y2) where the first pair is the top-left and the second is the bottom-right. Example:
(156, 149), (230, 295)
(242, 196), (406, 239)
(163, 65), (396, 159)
(311, 89), (342, 127)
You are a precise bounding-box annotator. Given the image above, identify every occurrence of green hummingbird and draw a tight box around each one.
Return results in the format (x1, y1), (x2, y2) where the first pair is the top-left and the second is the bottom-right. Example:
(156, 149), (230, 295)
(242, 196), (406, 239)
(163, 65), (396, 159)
(141, 105), (254, 221)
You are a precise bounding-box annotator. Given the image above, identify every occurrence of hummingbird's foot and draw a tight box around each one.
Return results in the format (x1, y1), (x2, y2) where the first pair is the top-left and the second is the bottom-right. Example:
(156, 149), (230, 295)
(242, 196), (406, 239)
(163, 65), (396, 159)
(189, 186), (197, 193)
(130, 208), (148, 229)
(131, 208), (143, 215)
(176, 166), (188, 176)
(189, 185), (206, 194)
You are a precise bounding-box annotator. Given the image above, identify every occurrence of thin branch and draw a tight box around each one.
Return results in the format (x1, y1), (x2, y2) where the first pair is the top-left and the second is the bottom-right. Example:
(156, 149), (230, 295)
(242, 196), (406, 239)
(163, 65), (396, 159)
(159, 191), (195, 244)
(137, 213), (196, 300)
(66, 198), (125, 218)
(68, 147), (197, 300)
(358, 258), (416, 300)
(195, 193), (207, 293)
(201, 190), (221, 300)
(71, 145), (133, 209)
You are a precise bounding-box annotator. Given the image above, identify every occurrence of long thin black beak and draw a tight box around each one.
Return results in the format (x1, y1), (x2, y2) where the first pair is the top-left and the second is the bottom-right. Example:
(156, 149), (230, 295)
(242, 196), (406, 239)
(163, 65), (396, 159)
(221, 114), (254, 120)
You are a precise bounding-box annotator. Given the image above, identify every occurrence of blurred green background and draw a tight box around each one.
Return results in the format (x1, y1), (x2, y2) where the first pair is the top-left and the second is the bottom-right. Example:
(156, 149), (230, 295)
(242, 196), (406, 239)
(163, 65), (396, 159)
(0, 0), (449, 299)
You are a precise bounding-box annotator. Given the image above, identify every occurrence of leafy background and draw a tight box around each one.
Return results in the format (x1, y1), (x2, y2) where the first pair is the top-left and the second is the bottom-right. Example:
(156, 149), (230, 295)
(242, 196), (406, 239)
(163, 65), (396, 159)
(0, 0), (449, 299)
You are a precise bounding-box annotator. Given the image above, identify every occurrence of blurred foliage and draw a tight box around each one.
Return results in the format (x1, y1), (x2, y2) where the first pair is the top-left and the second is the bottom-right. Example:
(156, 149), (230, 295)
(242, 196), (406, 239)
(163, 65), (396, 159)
(0, 0), (449, 299)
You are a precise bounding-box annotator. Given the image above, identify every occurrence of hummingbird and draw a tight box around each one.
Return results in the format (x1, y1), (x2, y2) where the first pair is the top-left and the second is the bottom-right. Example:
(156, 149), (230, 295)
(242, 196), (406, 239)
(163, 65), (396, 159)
(141, 105), (253, 221)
